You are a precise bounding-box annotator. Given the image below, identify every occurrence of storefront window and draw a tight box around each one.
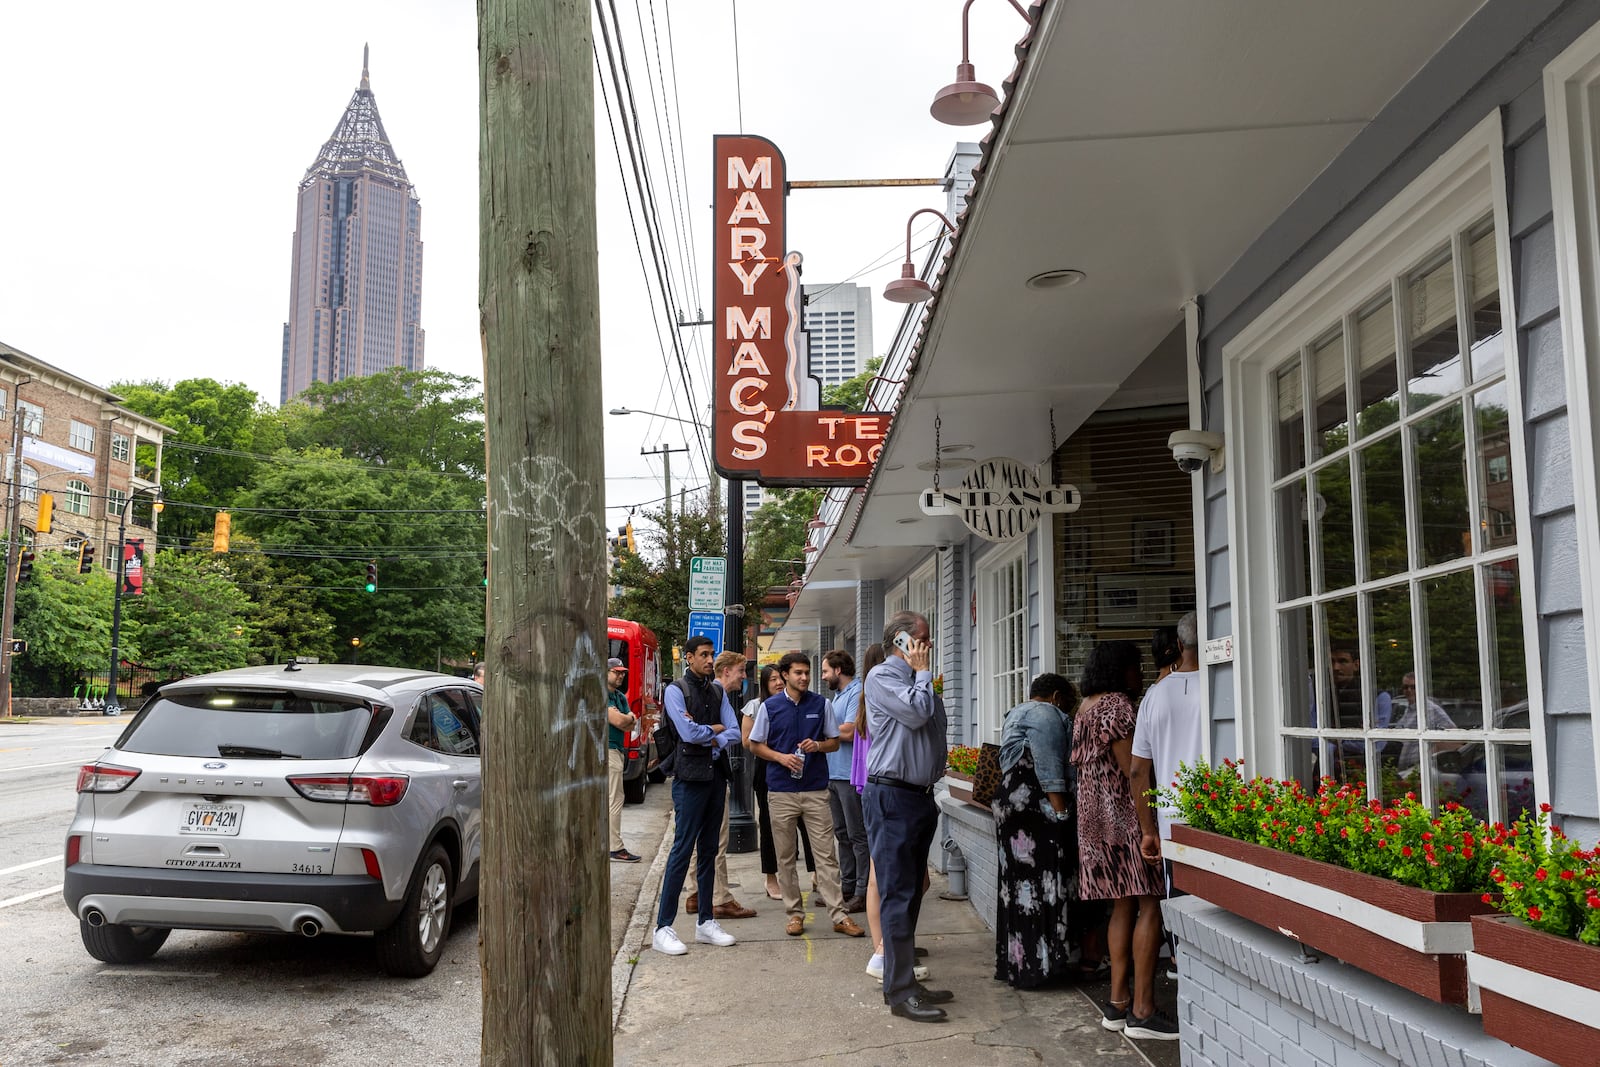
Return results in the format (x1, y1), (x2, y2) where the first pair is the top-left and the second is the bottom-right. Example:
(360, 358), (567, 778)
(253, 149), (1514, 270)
(981, 545), (1027, 739)
(1269, 215), (1531, 824)
(1052, 413), (1197, 691)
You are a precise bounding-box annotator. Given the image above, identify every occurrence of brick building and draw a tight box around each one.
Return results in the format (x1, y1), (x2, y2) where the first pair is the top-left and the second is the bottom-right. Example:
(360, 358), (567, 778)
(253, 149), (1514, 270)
(0, 340), (169, 564)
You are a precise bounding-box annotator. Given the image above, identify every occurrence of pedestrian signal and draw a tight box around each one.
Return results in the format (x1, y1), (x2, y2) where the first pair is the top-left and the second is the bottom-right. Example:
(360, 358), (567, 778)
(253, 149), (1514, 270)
(17, 549), (36, 582)
(365, 561), (378, 593)
(78, 541), (96, 573)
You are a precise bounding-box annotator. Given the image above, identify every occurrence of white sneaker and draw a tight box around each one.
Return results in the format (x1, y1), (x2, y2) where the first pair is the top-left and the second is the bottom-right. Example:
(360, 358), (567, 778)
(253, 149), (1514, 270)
(695, 919), (737, 947)
(652, 926), (687, 955)
(864, 954), (927, 981)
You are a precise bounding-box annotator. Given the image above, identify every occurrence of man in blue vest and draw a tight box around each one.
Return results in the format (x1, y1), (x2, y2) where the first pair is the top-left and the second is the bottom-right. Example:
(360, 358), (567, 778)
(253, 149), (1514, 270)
(651, 635), (742, 956)
(748, 651), (867, 940)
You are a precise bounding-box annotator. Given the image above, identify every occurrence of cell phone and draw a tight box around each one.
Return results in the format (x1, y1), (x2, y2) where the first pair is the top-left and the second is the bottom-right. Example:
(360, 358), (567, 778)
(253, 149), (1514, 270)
(894, 631), (915, 655)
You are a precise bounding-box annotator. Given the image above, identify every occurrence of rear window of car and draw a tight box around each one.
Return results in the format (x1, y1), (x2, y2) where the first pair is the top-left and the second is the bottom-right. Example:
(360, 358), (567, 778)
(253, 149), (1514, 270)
(118, 689), (373, 759)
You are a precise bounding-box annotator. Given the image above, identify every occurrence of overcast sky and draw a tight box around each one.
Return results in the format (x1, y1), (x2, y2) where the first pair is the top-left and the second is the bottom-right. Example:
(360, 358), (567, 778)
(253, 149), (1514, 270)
(0, 1), (1019, 515)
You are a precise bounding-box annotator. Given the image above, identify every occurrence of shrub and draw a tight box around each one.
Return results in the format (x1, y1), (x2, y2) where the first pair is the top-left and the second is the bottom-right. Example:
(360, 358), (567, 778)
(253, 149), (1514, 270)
(1487, 804), (1600, 946)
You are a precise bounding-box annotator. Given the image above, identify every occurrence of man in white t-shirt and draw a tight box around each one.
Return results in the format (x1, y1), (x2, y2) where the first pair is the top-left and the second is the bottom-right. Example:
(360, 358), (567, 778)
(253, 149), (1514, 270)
(1130, 611), (1204, 878)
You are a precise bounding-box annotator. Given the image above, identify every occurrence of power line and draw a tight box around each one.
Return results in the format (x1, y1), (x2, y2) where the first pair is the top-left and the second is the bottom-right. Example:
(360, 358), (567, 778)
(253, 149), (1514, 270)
(730, 0), (744, 133)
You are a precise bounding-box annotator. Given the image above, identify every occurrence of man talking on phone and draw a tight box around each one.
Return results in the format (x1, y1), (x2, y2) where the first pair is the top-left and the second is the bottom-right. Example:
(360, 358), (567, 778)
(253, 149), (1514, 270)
(863, 610), (952, 1022)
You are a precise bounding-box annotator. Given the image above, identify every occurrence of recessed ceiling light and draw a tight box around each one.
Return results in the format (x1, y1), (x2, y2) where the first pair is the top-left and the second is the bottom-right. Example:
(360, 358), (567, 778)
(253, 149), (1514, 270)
(939, 443), (974, 453)
(1026, 268), (1086, 291)
(916, 457), (974, 471)
(896, 517), (920, 525)
(882, 463), (905, 472)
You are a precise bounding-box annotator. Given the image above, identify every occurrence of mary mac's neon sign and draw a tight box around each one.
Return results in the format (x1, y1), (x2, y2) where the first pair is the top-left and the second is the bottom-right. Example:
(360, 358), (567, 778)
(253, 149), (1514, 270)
(712, 134), (888, 487)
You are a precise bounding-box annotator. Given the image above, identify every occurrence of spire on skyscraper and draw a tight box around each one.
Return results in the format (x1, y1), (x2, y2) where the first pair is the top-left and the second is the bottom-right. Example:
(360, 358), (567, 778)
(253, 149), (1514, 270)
(301, 47), (407, 188)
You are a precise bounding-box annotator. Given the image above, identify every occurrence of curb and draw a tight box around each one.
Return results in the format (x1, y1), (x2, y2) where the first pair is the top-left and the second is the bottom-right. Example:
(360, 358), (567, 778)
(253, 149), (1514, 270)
(611, 806), (675, 1029)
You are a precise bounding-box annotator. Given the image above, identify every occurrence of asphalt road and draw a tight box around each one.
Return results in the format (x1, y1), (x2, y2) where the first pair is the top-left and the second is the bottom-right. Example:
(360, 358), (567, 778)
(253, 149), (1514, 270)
(0, 716), (671, 1066)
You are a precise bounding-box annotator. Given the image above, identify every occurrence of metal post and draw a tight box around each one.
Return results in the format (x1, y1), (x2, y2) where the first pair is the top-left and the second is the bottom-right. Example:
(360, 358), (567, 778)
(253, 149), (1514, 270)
(0, 394), (25, 716)
(725, 476), (756, 853)
(104, 503), (130, 715)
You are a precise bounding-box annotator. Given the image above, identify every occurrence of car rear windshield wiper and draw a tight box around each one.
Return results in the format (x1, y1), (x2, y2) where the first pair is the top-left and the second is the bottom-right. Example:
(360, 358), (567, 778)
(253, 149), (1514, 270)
(216, 744), (299, 759)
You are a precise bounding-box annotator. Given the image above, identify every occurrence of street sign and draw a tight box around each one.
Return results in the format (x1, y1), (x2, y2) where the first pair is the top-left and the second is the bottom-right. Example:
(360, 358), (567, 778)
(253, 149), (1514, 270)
(688, 556), (726, 611)
(687, 611), (724, 654)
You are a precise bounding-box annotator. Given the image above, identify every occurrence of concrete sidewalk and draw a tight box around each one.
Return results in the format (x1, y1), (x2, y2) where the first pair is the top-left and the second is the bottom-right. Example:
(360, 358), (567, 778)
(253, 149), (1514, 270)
(611, 810), (1177, 1066)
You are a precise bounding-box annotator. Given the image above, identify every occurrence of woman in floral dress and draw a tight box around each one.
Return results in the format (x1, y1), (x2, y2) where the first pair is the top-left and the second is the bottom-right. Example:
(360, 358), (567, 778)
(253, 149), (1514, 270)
(1073, 641), (1177, 1040)
(992, 672), (1086, 987)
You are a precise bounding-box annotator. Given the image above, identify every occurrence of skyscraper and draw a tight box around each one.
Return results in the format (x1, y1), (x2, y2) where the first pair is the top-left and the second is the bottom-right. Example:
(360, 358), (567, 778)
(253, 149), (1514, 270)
(280, 47), (424, 405)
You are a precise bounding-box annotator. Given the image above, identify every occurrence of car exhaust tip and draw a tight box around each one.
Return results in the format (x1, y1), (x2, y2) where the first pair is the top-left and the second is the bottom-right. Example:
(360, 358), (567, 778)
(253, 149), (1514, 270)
(297, 918), (322, 938)
(84, 908), (106, 928)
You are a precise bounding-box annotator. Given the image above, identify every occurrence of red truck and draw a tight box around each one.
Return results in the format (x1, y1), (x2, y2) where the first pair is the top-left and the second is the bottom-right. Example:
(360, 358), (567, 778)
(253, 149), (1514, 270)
(607, 617), (662, 803)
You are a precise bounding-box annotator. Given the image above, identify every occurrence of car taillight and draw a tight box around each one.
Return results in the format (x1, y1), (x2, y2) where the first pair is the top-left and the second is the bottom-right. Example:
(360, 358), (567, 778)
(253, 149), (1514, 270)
(76, 763), (140, 793)
(65, 835), (82, 866)
(287, 774), (409, 806)
(360, 848), (382, 879)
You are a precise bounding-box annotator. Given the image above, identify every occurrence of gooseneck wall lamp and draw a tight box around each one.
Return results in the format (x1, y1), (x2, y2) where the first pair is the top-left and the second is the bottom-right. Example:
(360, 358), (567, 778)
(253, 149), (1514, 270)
(931, 0), (1033, 126)
(883, 208), (958, 304)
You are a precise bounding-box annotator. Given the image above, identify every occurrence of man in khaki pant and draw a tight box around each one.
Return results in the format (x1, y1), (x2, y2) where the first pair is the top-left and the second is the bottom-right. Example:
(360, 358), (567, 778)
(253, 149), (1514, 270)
(748, 651), (865, 939)
(684, 651), (759, 919)
(606, 658), (641, 862)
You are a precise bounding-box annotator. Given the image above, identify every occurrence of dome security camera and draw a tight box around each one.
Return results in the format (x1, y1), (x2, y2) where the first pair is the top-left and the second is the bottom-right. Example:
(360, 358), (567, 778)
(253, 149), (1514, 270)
(1168, 429), (1224, 474)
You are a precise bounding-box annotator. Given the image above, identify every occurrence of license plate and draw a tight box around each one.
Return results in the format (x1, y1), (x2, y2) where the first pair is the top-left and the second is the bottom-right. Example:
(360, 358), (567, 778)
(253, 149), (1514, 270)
(180, 802), (244, 836)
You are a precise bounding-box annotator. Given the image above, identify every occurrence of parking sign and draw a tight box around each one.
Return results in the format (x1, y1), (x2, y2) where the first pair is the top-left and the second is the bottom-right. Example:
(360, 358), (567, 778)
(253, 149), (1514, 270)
(688, 556), (726, 611)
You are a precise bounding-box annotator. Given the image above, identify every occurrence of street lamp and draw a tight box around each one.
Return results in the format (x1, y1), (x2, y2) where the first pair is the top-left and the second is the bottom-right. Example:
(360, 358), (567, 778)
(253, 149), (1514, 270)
(105, 488), (162, 716)
(608, 406), (703, 428)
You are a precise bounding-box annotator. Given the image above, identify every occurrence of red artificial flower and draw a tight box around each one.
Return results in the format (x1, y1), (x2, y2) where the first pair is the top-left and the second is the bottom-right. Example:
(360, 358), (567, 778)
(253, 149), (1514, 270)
(1401, 846), (1414, 858)
(1527, 905), (1544, 921)
(1481, 893), (1493, 904)
(1561, 870), (1576, 881)
(1535, 869), (1549, 882)
(1540, 802), (1553, 814)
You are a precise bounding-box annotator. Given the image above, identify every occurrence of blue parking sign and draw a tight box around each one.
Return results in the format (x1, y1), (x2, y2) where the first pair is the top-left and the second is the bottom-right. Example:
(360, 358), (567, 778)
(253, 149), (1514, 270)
(687, 611), (724, 654)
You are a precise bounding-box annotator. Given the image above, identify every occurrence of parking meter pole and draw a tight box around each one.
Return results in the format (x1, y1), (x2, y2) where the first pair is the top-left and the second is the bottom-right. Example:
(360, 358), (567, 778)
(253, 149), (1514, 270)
(725, 476), (758, 853)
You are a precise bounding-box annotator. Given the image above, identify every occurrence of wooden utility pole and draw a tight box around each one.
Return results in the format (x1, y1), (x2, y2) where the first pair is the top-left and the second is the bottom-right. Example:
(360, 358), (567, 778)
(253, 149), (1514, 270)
(479, 0), (611, 1062)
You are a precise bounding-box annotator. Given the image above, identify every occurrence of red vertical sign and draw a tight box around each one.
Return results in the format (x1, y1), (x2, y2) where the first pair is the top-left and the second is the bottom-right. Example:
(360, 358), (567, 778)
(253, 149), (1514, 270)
(123, 539), (144, 596)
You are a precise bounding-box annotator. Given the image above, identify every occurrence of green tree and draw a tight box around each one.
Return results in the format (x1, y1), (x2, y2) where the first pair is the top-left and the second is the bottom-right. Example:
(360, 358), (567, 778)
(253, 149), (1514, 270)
(235, 449), (485, 668)
(280, 368), (486, 478)
(743, 488), (821, 614)
(209, 534), (340, 666)
(610, 495), (727, 646)
(822, 356), (882, 413)
(11, 547), (117, 696)
(124, 549), (254, 677)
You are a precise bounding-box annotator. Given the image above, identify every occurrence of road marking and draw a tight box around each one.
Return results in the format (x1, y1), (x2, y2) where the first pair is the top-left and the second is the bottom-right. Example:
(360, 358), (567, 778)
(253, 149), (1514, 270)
(0, 758), (96, 773)
(0, 855), (62, 877)
(0, 884), (61, 909)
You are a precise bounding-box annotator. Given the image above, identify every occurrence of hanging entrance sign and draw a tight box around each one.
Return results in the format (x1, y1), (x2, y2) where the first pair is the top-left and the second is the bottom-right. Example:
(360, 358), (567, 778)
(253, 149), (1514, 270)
(919, 457), (1080, 542)
(712, 134), (889, 486)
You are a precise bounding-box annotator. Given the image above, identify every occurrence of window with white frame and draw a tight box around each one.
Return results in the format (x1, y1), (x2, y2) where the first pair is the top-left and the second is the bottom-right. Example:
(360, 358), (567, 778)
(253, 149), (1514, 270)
(64, 479), (91, 516)
(17, 400), (42, 436)
(907, 556), (940, 675)
(979, 544), (1028, 740)
(1269, 210), (1531, 825)
(107, 487), (128, 517)
(111, 433), (130, 463)
(19, 464), (38, 504)
(69, 419), (95, 452)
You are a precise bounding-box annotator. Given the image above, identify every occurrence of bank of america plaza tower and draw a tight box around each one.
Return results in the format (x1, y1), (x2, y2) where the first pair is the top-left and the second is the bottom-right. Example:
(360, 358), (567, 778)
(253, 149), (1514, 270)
(280, 48), (424, 404)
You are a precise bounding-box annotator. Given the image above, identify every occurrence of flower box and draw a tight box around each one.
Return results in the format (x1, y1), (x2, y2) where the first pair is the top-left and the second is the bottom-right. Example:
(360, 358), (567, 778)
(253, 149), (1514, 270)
(1165, 824), (1495, 1004)
(944, 769), (974, 803)
(1468, 913), (1600, 1065)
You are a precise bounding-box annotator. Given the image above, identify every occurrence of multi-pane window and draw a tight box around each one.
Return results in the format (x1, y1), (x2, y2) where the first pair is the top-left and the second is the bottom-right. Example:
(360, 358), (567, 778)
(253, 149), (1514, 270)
(1271, 216), (1531, 825)
(69, 420), (94, 452)
(983, 547), (1028, 739)
(64, 479), (92, 516)
(16, 400), (42, 436)
(111, 434), (130, 463)
(107, 487), (128, 517)
(19, 464), (38, 504)
(907, 558), (940, 677)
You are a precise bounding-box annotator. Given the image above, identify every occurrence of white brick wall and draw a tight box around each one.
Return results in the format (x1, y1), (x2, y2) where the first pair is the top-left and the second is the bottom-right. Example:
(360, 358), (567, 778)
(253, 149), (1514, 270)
(1165, 897), (1551, 1067)
(936, 794), (996, 930)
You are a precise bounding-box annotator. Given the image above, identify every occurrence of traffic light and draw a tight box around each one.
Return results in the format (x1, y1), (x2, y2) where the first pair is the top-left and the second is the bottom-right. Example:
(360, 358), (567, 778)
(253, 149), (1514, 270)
(16, 549), (35, 583)
(213, 511), (231, 553)
(365, 560), (378, 593)
(624, 521), (636, 555)
(36, 493), (53, 534)
(78, 541), (96, 574)
(482, 559), (489, 587)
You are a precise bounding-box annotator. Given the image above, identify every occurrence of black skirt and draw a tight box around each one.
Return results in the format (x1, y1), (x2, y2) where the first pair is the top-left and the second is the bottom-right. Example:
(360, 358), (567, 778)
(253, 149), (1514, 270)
(992, 747), (1088, 988)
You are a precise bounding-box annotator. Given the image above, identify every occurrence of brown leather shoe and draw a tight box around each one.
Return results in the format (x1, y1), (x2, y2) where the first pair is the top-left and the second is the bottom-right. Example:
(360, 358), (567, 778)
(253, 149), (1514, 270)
(713, 900), (757, 920)
(685, 892), (698, 912)
(833, 917), (866, 937)
(843, 894), (867, 913)
(785, 916), (805, 936)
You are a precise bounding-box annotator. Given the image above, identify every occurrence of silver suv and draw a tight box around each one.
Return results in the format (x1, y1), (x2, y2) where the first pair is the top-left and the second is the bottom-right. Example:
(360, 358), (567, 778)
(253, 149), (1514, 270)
(63, 663), (483, 977)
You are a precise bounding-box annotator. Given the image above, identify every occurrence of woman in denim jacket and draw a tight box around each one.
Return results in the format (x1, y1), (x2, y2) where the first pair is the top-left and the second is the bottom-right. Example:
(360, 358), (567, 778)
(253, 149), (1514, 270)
(993, 672), (1101, 987)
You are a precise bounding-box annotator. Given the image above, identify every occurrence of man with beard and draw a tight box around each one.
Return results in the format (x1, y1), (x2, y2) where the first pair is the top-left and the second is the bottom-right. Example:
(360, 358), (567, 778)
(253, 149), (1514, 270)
(821, 649), (868, 912)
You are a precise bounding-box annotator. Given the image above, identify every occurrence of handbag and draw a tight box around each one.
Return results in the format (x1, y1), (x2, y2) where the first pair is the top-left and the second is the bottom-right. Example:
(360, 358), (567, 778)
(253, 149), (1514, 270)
(970, 742), (1002, 808)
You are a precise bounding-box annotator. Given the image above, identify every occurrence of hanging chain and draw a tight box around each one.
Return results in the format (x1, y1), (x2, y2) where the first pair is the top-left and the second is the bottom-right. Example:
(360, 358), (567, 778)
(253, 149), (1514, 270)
(1049, 407), (1057, 456)
(934, 413), (943, 493)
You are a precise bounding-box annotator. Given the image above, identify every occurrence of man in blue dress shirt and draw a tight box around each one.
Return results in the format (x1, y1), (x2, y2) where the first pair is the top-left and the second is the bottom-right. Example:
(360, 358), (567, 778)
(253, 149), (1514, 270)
(651, 635), (742, 956)
(863, 610), (954, 1022)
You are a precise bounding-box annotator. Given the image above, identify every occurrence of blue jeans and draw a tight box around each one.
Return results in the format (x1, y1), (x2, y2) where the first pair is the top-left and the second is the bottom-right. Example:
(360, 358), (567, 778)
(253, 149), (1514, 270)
(655, 773), (726, 929)
(862, 783), (939, 1005)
